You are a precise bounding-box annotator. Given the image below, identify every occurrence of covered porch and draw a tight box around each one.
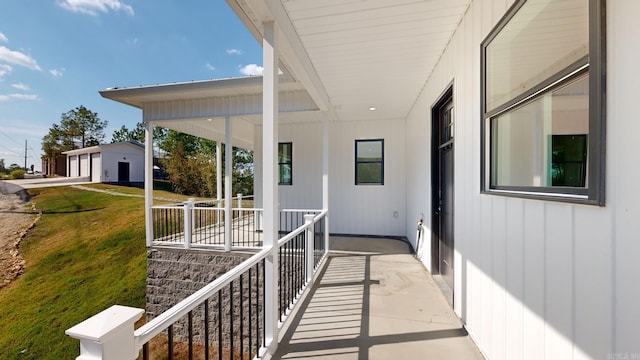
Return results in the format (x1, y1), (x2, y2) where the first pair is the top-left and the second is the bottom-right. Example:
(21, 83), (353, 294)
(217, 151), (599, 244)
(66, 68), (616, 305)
(66, 236), (484, 360)
(272, 236), (483, 360)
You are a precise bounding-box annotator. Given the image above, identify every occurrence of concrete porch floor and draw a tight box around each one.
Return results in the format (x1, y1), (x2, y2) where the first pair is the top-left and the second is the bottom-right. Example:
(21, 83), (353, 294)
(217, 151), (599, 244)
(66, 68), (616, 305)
(269, 236), (485, 360)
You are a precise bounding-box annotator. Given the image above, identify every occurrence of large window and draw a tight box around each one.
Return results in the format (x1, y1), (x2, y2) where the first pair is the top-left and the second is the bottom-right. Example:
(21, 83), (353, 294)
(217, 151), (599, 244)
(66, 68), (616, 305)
(355, 139), (384, 185)
(278, 142), (292, 185)
(481, 0), (605, 205)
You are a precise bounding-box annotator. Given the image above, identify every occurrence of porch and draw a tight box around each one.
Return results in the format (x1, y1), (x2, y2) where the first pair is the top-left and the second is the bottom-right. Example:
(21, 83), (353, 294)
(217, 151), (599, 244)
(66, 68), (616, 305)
(66, 234), (483, 360)
(271, 236), (483, 360)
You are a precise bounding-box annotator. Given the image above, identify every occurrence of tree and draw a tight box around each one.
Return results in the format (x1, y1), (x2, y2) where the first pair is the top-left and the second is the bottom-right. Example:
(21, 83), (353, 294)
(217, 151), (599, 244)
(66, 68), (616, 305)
(42, 105), (107, 158)
(111, 122), (146, 143)
(157, 129), (254, 197)
(0, 159), (5, 174)
(60, 105), (107, 148)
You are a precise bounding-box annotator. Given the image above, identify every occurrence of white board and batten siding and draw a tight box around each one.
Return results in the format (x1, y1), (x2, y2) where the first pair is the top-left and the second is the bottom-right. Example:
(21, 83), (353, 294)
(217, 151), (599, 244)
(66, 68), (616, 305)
(254, 122), (324, 211)
(328, 118), (407, 237)
(405, 0), (640, 359)
(255, 117), (407, 237)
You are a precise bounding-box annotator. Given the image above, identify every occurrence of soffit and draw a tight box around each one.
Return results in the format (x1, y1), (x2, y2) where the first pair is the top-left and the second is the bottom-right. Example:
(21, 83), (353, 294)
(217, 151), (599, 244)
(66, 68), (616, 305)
(280, 0), (471, 122)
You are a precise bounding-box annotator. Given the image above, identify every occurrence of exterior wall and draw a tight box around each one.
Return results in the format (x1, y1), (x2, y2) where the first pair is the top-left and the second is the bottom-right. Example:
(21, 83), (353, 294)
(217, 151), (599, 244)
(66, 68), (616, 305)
(255, 122), (324, 210)
(254, 118), (407, 237)
(101, 145), (144, 183)
(405, 0), (638, 359)
(329, 118), (407, 237)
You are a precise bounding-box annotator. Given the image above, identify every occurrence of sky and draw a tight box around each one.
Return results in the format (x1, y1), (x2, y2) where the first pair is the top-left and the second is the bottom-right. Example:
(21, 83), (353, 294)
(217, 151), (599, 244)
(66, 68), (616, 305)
(0, 0), (263, 171)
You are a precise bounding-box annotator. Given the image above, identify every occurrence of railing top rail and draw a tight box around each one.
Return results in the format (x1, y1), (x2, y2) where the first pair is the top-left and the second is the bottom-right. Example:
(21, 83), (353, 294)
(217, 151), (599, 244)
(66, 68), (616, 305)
(133, 247), (271, 348)
(280, 208), (322, 213)
(192, 206), (224, 210)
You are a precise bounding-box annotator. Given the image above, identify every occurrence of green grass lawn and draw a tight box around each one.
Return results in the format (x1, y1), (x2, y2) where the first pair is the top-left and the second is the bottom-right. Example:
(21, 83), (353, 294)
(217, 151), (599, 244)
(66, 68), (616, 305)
(0, 185), (155, 359)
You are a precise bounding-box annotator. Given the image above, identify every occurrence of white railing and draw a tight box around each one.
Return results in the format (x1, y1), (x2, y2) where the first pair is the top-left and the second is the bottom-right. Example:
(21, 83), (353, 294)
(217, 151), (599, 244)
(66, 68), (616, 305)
(66, 210), (329, 360)
(151, 194), (259, 249)
(151, 195), (321, 251)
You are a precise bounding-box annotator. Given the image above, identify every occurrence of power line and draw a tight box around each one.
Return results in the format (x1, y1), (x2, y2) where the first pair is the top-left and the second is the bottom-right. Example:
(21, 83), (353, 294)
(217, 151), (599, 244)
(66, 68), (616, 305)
(0, 143), (20, 155)
(0, 129), (24, 148)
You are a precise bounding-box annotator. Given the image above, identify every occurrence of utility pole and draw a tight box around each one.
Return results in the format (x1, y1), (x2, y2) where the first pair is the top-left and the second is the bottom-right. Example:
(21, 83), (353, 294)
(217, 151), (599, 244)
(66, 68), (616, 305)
(24, 140), (27, 171)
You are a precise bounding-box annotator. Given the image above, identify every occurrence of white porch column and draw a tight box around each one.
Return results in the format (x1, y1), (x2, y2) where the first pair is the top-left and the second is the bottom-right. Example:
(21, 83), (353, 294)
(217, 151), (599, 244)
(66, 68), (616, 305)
(144, 121), (154, 247)
(322, 112), (330, 251)
(216, 141), (222, 205)
(224, 117), (232, 252)
(262, 20), (280, 353)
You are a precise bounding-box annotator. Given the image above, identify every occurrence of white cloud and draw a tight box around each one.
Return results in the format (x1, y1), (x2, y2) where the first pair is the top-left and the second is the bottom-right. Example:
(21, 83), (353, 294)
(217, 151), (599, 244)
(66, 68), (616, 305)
(0, 33), (8, 43)
(239, 64), (263, 76)
(58, 0), (134, 16)
(0, 64), (12, 77)
(205, 63), (215, 71)
(9, 93), (38, 100)
(49, 68), (65, 77)
(11, 82), (29, 91)
(0, 46), (41, 71)
(0, 93), (39, 101)
(226, 49), (243, 55)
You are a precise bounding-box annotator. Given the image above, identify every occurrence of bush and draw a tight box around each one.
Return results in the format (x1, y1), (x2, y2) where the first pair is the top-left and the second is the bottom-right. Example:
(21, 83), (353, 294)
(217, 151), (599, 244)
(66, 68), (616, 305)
(9, 169), (25, 179)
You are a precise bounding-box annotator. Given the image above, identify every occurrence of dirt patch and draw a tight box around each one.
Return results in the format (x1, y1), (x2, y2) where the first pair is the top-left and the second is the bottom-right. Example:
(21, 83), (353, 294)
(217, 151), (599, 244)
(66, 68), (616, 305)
(0, 193), (39, 289)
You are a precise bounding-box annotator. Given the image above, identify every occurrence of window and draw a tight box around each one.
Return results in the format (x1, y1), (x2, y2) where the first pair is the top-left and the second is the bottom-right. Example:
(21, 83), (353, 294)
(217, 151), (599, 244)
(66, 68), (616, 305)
(481, 0), (605, 205)
(278, 142), (292, 185)
(355, 139), (384, 185)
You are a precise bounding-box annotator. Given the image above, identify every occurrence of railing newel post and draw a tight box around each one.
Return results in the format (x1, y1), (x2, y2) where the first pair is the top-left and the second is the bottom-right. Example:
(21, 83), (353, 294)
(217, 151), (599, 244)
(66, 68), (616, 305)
(66, 305), (144, 360)
(184, 198), (194, 249)
(304, 214), (315, 284)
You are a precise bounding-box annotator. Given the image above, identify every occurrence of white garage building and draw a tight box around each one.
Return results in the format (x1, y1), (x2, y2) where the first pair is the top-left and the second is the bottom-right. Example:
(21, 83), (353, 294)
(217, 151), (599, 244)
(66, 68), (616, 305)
(63, 141), (144, 185)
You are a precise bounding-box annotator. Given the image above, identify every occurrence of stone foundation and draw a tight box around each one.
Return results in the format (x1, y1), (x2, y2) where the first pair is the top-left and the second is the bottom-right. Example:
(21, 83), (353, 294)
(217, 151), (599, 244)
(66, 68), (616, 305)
(146, 247), (263, 353)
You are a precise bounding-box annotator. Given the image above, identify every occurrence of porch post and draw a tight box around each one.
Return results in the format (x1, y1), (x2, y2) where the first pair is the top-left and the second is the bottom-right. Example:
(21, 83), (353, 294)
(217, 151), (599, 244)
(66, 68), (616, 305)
(304, 214), (315, 284)
(224, 117), (232, 252)
(144, 121), (154, 247)
(322, 112), (330, 252)
(216, 142), (222, 207)
(262, 20), (280, 354)
(184, 198), (194, 249)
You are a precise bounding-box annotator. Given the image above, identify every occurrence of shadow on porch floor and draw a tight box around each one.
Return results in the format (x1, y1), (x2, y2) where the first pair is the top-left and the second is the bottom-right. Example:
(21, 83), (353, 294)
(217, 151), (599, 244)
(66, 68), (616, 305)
(269, 236), (484, 360)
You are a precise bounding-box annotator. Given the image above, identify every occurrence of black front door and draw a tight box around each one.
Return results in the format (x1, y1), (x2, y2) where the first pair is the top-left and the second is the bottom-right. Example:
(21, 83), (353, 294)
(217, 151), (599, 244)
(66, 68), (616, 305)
(432, 89), (454, 305)
(117, 162), (130, 183)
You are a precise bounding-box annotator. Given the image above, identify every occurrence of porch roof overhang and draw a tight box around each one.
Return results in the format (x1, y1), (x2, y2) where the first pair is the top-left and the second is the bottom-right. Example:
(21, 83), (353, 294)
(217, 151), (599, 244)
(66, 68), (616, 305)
(227, 0), (472, 123)
(99, 76), (320, 150)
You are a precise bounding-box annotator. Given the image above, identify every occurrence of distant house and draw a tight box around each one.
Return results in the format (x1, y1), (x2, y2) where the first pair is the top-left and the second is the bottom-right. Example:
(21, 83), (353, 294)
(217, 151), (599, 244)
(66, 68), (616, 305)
(62, 141), (144, 185)
(41, 154), (67, 177)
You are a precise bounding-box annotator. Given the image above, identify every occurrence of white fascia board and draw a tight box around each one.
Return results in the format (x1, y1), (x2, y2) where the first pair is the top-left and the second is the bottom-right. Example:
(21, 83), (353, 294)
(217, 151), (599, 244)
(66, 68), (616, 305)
(99, 77), (265, 109)
(62, 145), (101, 155)
(227, 0), (331, 111)
(62, 142), (144, 155)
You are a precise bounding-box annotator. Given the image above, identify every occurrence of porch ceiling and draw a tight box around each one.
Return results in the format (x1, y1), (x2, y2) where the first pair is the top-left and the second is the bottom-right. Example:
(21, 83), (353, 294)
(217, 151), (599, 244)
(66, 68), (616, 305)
(231, 0), (471, 122)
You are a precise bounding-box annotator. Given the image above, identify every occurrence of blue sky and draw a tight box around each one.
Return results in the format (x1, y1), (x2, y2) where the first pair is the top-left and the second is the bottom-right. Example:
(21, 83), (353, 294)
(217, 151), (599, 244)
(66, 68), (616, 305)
(0, 0), (263, 170)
